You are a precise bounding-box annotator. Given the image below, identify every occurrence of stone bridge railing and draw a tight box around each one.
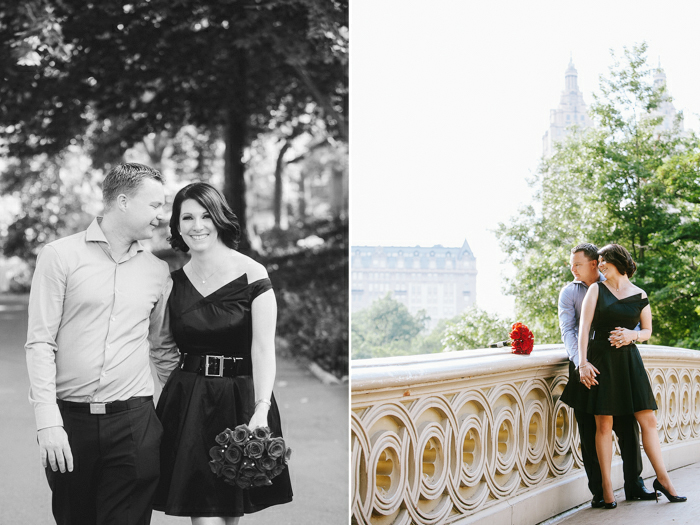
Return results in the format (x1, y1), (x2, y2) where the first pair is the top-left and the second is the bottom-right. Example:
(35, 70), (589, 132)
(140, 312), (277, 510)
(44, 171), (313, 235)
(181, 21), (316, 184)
(350, 345), (700, 525)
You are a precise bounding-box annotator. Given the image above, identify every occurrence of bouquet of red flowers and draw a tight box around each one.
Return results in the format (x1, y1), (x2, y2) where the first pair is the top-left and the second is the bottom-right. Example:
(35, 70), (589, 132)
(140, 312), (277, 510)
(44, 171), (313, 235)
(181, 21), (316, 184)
(510, 322), (534, 355)
(209, 424), (292, 489)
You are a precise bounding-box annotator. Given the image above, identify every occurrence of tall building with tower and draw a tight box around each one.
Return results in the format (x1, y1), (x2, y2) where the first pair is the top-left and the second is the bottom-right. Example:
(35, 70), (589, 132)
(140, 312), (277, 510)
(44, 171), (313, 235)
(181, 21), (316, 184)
(542, 59), (592, 158)
(351, 241), (477, 330)
(542, 58), (682, 158)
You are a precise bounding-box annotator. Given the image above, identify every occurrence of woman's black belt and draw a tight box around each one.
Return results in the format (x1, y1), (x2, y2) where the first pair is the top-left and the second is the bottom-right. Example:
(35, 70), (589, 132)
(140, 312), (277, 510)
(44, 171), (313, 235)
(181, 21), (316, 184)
(179, 353), (246, 377)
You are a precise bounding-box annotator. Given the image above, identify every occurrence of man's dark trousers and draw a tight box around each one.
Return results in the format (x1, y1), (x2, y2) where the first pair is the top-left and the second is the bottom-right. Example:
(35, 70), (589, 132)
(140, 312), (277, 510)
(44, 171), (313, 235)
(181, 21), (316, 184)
(45, 400), (162, 525)
(570, 361), (645, 497)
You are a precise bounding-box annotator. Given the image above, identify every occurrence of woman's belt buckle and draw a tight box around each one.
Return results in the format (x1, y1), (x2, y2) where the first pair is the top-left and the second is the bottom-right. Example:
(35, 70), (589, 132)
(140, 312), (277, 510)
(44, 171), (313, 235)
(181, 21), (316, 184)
(204, 355), (225, 377)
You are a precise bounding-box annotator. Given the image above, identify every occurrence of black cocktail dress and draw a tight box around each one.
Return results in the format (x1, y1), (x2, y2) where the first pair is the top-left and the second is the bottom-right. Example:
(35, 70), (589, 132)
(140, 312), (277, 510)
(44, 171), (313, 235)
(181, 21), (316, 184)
(153, 270), (293, 517)
(561, 283), (657, 415)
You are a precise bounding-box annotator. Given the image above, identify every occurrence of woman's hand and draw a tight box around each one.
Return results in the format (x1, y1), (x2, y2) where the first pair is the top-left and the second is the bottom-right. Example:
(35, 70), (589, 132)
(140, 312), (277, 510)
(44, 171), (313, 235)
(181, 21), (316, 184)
(248, 407), (270, 430)
(578, 362), (600, 389)
(609, 327), (636, 348)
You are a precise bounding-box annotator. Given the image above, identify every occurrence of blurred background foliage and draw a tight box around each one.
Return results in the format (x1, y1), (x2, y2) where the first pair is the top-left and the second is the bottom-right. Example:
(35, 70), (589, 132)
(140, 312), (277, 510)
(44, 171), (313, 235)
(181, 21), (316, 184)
(0, 0), (348, 377)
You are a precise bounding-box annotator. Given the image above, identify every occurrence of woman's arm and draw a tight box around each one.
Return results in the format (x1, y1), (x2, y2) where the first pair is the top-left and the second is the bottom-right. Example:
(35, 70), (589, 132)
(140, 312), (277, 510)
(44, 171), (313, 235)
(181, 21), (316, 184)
(577, 283), (600, 388)
(248, 289), (277, 430)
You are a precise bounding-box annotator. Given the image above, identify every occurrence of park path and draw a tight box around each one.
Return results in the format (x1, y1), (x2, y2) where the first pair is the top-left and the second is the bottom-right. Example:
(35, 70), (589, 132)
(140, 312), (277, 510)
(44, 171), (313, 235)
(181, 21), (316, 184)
(0, 294), (349, 525)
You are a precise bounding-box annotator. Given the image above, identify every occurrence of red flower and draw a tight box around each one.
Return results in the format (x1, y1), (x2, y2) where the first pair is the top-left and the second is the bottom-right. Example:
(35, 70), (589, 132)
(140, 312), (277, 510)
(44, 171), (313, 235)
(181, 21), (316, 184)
(510, 322), (534, 355)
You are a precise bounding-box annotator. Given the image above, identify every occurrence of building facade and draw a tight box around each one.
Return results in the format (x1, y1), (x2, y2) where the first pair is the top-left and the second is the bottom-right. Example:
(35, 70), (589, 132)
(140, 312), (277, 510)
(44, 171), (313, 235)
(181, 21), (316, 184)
(351, 241), (477, 330)
(542, 59), (592, 158)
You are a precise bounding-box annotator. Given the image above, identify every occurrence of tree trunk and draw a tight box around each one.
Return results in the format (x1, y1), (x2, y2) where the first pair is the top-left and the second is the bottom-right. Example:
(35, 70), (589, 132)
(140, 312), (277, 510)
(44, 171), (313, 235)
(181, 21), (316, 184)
(274, 141), (292, 228)
(223, 54), (251, 253)
(298, 170), (307, 222)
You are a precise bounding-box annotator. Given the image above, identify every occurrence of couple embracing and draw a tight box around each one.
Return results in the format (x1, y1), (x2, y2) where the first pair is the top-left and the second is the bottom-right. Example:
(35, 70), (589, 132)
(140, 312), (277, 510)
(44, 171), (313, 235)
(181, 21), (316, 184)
(558, 243), (686, 509)
(25, 163), (292, 525)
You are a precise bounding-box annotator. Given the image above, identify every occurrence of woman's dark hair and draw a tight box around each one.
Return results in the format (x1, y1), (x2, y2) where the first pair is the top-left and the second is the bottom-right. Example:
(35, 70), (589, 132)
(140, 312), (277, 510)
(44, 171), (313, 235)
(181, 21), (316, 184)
(168, 182), (240, 252)
(597, 244), (637, 278)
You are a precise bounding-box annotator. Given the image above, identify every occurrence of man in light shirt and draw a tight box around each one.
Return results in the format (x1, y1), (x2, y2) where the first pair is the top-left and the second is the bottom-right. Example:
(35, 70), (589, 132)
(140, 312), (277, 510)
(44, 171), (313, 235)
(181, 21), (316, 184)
(558, 242), (656, 507)
(25, 163), (180, 524)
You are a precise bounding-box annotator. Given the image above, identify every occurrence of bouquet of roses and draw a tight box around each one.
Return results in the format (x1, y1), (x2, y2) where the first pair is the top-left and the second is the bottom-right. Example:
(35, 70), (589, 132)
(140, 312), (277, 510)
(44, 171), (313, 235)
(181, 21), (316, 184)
(209, 424), (292, 489)
(510, 322), (534, 355)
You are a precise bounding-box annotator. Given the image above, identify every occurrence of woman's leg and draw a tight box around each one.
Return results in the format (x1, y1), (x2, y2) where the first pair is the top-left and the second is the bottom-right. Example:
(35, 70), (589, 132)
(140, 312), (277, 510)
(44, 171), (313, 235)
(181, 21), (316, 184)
(595, 415), (615, 503)
(634, 410), (678, 496)
(192, 517), (241, 525)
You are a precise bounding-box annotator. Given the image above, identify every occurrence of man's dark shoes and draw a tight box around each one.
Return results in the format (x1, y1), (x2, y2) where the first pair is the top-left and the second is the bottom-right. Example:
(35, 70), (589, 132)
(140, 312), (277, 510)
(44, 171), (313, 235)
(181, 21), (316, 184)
(625, 483), (658, 501)
(591, 495), (605, 508)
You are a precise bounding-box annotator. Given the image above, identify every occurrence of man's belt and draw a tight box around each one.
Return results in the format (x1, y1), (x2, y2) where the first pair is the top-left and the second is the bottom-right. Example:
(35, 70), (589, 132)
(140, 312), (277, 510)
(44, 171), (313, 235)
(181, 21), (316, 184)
(57, 396), (153, 415)
(179, 353), (246, 378)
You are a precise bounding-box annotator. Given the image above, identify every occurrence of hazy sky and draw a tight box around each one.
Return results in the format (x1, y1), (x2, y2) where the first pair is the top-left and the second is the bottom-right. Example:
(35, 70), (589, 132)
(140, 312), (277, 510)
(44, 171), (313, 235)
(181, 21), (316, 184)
(350, 0), (700, 317)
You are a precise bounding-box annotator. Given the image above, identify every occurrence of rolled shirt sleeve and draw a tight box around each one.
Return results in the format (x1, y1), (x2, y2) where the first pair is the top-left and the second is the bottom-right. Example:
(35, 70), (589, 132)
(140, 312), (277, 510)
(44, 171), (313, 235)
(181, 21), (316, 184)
(25, 245), (65, 430)
(558, 285), (579, 366)
(148, 274), (180, 385)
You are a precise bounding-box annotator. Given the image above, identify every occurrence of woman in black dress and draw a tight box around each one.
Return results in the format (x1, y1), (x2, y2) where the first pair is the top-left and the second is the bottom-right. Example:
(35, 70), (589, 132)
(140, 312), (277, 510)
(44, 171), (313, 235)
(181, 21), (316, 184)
(153, 182), (293, 524)
(571, 244), (684, 508)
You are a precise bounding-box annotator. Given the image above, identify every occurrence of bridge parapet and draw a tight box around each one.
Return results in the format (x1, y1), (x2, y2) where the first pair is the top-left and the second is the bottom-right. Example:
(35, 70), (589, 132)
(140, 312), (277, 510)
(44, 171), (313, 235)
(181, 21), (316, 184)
(351, 345), (700, 525)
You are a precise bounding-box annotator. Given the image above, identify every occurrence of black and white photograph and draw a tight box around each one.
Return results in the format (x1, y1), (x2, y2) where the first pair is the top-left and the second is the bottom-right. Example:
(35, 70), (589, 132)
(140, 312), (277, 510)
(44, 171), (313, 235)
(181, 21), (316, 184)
(0, 1), (348, 524)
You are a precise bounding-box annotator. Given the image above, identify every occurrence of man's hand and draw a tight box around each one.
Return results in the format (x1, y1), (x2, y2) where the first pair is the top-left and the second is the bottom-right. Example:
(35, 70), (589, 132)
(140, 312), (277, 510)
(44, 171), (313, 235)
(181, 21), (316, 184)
(37, 426), (73, 473)
(578, 362), (600, 389)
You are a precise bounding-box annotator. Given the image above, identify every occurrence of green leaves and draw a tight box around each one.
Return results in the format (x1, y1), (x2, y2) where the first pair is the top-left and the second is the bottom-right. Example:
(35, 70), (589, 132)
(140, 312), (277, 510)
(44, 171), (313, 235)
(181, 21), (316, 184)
(498, 43), (700, 349)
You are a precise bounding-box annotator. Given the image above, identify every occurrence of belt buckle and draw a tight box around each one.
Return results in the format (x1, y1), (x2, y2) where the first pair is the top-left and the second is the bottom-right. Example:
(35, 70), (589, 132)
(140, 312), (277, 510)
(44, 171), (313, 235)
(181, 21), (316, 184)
(90, 403), (107, 414)
(204, 355), (224, 377)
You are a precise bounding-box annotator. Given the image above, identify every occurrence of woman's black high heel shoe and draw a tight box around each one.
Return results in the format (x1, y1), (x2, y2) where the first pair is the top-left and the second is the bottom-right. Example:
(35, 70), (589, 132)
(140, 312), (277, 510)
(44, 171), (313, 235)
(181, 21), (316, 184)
(603, 500), (617, 509)
(653, 478), (687, 503)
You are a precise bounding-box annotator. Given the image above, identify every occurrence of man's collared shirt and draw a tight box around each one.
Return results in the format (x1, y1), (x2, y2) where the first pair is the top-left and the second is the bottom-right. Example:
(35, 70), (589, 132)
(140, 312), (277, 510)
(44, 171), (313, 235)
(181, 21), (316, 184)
(25, 218), (179, 431)
(558, 272), (605, 367)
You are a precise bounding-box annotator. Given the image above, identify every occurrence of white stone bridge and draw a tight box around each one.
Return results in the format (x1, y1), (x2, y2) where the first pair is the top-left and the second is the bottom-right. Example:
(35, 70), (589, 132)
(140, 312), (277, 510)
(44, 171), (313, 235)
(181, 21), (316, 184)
(351, 345), (700, 525)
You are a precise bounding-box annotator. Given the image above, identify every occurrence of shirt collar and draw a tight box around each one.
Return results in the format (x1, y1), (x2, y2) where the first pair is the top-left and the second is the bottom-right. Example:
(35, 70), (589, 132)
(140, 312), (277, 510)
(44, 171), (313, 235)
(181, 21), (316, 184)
(86, 217), (144, 257)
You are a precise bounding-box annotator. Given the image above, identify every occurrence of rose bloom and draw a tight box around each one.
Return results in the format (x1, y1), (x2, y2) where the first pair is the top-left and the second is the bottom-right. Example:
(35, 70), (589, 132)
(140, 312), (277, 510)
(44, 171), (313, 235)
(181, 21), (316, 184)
(209, 460), (224, 476)
(252, 426), (271, 441)
(235, 476), (253, 489)
(252, 473), (272, 487)
(222, 465), (238, 480)
(232, 424), (251, 445)
(209, 446), (224, 461)
(271, 465), (286, 477)
(267, 438), (286, 459)
(215, 429), (231, 446)
(244, 440), (265, 459)
(225, 445), (243, 464)
(284, 447), (292, 462)
(260, 456), (277, 471)
(239, 458), (258, 478)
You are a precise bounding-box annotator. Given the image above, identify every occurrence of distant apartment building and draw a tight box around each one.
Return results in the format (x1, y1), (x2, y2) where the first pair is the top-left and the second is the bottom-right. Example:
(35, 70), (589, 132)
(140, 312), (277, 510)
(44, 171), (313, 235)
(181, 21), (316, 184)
(351, 242), (477, 329)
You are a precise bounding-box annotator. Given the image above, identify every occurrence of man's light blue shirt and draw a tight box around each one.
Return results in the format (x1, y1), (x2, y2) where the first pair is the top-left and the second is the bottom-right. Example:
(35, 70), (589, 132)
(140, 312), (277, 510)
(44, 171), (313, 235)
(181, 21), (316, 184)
(558, 272), (605, 367)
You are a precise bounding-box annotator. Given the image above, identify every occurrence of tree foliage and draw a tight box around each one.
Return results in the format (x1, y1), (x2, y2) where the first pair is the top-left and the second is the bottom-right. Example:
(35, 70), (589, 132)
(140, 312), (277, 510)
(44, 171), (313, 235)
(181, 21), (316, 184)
(497, 43), (700, 349)
(1, 0), (348, 250)
(441, 307), (514, 351)
(351, 294), (429, 359)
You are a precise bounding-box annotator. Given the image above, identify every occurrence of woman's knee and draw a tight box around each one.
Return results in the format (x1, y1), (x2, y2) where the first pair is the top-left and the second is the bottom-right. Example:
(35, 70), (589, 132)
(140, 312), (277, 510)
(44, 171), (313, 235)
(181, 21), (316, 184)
(635, 410), (657, 430)
(595, 415), (613, 433)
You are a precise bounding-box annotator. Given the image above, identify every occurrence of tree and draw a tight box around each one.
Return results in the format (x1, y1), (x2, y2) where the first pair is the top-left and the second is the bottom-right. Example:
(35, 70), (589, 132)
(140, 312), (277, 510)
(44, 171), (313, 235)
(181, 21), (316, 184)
(1, 0), (348, 251)
(497, 43), (700, 348)
(441, 307), (514, 351)
(351, 294), (427, 359)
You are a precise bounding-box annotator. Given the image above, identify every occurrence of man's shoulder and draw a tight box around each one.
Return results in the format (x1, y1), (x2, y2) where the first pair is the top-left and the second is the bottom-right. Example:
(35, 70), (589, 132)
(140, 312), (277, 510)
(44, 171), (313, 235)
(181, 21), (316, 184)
(42, 230), (88, 255)
(137, 250), (171, 275)
(559, 280), (583, 298)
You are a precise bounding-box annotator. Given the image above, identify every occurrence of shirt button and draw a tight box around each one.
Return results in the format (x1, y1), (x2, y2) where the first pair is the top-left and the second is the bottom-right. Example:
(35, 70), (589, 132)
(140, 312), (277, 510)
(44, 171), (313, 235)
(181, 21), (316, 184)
(101, 372), (106, 377)
(106, 344), (111, 349)
(111, 317), (116, 321)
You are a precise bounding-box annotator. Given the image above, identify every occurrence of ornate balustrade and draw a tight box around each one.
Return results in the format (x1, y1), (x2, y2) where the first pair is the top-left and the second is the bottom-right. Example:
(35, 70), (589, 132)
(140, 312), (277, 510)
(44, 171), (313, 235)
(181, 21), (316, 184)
(351, 345), (700, 525)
